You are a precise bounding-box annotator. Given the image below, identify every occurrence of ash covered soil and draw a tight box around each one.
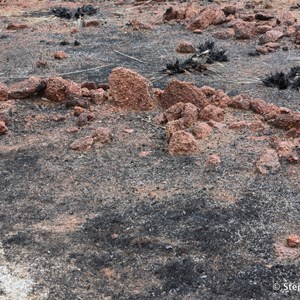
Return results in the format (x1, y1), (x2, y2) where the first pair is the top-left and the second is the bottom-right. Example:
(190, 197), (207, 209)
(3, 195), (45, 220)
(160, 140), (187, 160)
(0, 0), (300, 299)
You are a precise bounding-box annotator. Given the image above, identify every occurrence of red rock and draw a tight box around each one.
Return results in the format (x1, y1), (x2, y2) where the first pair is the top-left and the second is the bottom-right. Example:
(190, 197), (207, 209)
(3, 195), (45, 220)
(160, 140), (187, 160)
(255, 25), (273, 34)
(90, 88), (107, 105)
(248, 120), (267, 132)
(0, 83), (8, 101)
(130, 19), (152, 30)
(83, 20), (100, 27)
(44, 77), (81, 102)
(70, 136), (94, 151)
(267, 112), (300, 130)
(228, 94), (251, 110)
(163, 7), (178, 21)
(221, 4), (237, 16)
(250, 98), (280, 119)
(36, 60), (48, 68)
(66, 126), (79, 133)
(278, 11), (297, 26)
(77, 113), (89, 127)
(213, 28), (235, 39)
(8, 77), (45, 99)
(73, 106), (85, 116)
(233, 21), (255, 39)
(0, 120), (8, 135)
(256, 149), (280, 174)
(81, 81), (97, 90)
(138, 151), (152, 157)
(168, 130), (198, 155)
(164, 102), (186, 122)
(159, 80), (208, 109)
(206, 154), (221, 166)
(192, 122), (212, 139)
(199, 104), (225, 122)
(287, 234), (300, 248)
(54, 51), (68, 59)
(286, 128), (300, 138)
(228, 121), (247, 130)
(209, 89), (230, 108)
(108, 67), (155, 111)
(166, 119), (186, 142)
(175, 41), (195, 53)
(255, 46), (271, 54)
(198, 86), (215, 97)
(185, 2), (200, 20)
(238, 13), (255, 22)
(87, 112), (95, 121)
(153, 113), (167, 125)
(81, 87), (90, 97)
(6, 23), (28, 30)
(92, 127), (113, 144)
(259, 29), (284, 44)
(181, 103), (199, 127)
(98, 83), (110, 91)
(273, 140), (297, 160)
(225, 14), (236, 23)
(186, 7), (226, 31)
(295, 26), (300, 44)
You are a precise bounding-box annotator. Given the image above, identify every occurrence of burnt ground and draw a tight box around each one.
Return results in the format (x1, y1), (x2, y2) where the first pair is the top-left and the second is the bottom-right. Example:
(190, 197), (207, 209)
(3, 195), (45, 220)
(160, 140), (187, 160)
(0, 0), (300, 299)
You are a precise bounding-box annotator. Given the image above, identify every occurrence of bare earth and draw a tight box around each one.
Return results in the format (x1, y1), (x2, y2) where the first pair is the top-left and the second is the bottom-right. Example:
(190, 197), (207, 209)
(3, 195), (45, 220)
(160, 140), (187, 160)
(0, 0), (300, 299)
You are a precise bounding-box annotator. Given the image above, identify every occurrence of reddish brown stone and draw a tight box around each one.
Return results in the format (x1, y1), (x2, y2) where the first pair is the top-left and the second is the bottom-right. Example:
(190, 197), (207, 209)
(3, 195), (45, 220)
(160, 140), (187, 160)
(164, 102), (186, 122)
(0, 120), (8, 135)
(238, 13), (255, 22)
(70, 136), (94, 151)
(199, 104), (225, 122)
(206, 154), (221, 166)
(268, 112), (300, 130)
(108, 67), (155, 111)
(175, 41), (195, 54)
(278, 11), (297, 26)
(248, 120), (267, 132)
(213, 28), (235, 39)
(259, 29), (284, 44)
(192, 122), (212, 139)
(287, 234), (300, 248)
(92, 127), (113, 144)
(8, 77), (45, 99)
(81, 88), (90, 97)
(255, 25), (273, 34)
(186, 7), (226, 31)
(209, 89), (230, 108)
(77, 113), (89, 127)
(54, 51), (68, 59)
(159, 80), (208, 109)
(90, 88), (107, 105)
(44, 77), (81, 102)
(83, 20), (100, 27)
(81, 81), (97, 90)
(166, 119), (186, 142)
(221, 4), (237, 16)
(73, 106), (85, 116)
(130, 19), (152, 30)
(229, 94), (251, 110)
(0, 83), (8, 101)
(250, 98), (280, 119)
(286, 128), (300, 138)
(228, 121), (247, 130)
(36, 60), (48, 68)
(256, 149), (280, 174)
(181, 103), (199, 127)
(295, 26), (300, 45)
(233, 21), (255, 39)
(153, 113), (167, 125)
(168, 130), (198, 155)
(6, 23), (28, 30)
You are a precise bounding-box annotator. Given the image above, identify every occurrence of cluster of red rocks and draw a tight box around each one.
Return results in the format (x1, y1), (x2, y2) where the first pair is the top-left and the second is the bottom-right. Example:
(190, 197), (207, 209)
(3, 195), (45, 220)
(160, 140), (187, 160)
(163, 2), (299, 54)
(0, 67), (299, 170)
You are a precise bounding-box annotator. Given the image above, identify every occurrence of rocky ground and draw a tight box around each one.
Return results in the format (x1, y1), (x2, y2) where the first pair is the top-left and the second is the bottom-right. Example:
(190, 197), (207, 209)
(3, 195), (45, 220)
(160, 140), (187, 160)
(0, 0), (300, 299)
